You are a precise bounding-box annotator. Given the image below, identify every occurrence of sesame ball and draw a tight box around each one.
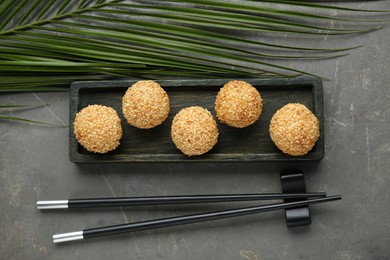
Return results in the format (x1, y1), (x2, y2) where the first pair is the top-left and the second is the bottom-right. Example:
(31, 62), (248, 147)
(122, 80), (170, 129)
(215, 80), (262, 128)
(171, 106), (219, 156)
(74, 105), (122, 154)
(269, 103), (320, 156)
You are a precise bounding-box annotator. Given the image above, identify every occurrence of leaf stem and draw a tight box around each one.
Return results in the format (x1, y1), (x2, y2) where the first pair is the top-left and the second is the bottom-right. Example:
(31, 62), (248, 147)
(0, 0), (123, 36)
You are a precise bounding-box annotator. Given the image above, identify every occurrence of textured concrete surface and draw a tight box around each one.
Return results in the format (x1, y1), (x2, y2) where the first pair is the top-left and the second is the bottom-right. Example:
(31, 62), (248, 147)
(1, 2), (390, 260)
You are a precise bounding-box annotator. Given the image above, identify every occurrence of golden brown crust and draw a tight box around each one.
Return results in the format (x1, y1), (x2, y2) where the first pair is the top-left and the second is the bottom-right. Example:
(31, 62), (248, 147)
(74, 105), (122, 154)
(215, 80), (262, 128)
(269, 103), (319, 156)
(171, 106), (219, 156)
(122, 80), (170, 129)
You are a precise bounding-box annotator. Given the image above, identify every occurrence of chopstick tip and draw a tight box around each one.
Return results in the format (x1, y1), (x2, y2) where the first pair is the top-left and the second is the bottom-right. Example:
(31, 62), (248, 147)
(37, 200), (68, 209)
(53, 231), (84, 243)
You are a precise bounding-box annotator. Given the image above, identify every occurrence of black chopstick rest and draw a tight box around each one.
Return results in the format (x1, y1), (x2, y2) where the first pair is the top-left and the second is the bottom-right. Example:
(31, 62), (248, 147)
(52, 195), (341, 243)
(37, 193), (326, 209)
(281, 172), (311, 227)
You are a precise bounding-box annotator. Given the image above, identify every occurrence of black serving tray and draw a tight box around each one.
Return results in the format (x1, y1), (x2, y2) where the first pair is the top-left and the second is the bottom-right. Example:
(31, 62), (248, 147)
(69, 77), (324, 163)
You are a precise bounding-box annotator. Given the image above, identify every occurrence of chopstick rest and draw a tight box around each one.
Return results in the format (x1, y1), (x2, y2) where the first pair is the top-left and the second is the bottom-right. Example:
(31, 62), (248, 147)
(37, 192), (326, 209)
(52, 195), (341, 243)
(281, 172), (312, 227)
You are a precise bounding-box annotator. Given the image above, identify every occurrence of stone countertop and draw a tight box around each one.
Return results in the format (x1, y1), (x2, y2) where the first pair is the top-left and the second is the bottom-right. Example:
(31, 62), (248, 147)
(1, 2), (389, 260)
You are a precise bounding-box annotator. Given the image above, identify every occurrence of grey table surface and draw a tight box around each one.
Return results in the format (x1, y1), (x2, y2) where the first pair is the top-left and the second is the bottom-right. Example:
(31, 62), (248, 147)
(1, 2), (390, 260)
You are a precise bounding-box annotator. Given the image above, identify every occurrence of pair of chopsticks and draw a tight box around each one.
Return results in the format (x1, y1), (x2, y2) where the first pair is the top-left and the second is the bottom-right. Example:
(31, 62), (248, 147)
(37, 193), (341, 243)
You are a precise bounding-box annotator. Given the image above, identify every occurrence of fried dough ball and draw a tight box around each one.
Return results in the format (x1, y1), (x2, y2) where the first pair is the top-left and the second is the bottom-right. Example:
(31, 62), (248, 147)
(122, 80), (170, 129)
(215, 80), (262, 128)
(74, 105), (122, 154)
(269, 103), (319, 156)
(171, 106), (219, 156)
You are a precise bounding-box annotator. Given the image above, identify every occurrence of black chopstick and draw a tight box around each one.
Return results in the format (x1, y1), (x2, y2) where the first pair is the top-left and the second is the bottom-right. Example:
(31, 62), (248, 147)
(52, 195), (340, 243)
(37, 192), (326, 209)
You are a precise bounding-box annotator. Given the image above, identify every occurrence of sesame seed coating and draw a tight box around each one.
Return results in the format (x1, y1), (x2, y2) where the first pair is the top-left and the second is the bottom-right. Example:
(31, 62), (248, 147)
(74, 105), (122, 154)
(269, 103), (319, 156)
(171, 106), (219, 156)
(215, 80), (262, 128)
(122, 80), (170, 129)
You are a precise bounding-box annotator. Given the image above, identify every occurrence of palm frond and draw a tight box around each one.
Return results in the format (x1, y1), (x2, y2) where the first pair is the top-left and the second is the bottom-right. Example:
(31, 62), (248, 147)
(0, 105), (62, 125)
(109, 4), (380, 35)
(0, 115), (59, 125)
(169, 0), (388, 21)
(247, 0), (389, 13)
(0, 0), (388, 91)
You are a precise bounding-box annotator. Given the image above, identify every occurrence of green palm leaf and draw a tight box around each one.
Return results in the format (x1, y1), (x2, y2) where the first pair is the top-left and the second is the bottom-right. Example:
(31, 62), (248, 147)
(0, 115), (59, 125)
(109, 4), (380, 35)
(0, 0), (388, 92)
(0, 105), (62, 125)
